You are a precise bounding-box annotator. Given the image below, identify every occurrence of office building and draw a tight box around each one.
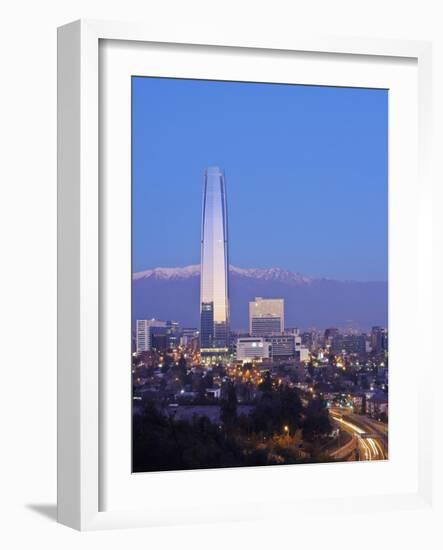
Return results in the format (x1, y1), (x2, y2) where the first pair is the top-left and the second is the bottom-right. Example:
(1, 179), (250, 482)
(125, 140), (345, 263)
(236, 337), (271, 362)
(200, 167), (230, 354)
(150, 331), (169, 352)
(371, 326), (387, 354)
(268, 334), (296, 358)
(136, 319), (167, 353)
(136, 319), (180, 353)
(249, 297), (284, 336)
(331, 334), (366, 356)
(324, 328), (340, 343)
(180, 328), (199, 347)
(301, 331), (313, 349)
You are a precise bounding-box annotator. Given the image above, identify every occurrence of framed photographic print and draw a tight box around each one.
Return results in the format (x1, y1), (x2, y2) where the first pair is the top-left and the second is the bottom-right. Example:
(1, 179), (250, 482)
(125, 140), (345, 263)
(57, 20), (433, 530)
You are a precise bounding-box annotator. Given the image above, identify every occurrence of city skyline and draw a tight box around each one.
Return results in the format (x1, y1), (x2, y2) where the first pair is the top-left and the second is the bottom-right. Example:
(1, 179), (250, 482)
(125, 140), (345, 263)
(132, 76), (388, 281)
(132, 77), (389, 473)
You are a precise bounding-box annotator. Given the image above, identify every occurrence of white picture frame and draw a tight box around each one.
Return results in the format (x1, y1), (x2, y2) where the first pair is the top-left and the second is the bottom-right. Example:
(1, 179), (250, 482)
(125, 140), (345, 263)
(57, 19), (433, 531)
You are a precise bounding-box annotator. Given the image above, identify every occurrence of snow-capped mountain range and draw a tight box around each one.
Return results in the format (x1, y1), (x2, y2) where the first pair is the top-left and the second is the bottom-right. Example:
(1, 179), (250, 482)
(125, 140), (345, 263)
(133, 264), (313, 284)
(132, 265), (387, 330)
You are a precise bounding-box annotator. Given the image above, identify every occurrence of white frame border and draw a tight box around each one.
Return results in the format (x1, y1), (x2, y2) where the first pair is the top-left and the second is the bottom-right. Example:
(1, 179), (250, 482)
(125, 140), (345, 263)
(57, 19), (433, 531)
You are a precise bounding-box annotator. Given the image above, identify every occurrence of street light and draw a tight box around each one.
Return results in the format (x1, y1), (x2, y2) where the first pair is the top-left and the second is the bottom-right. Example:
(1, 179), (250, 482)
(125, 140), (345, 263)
(283, 425), (290, 446)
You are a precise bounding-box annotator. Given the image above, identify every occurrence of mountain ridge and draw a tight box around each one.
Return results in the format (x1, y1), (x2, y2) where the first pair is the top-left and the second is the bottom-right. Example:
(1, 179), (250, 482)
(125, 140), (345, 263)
(132, 265), (388, 330)
(133, 264), (385, 285)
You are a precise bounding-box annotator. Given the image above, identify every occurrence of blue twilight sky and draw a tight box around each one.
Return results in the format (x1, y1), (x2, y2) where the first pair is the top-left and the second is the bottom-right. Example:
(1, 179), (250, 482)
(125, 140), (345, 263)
(132, 77), (388, 281)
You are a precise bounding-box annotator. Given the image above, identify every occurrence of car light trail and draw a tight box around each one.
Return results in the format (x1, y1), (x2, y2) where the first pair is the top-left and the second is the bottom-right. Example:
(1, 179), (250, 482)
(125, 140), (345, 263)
(330, 412), (387, 461)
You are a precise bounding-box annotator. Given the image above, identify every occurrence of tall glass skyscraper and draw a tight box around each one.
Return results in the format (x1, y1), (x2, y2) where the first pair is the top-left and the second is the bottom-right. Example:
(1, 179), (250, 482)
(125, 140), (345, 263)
(200, 167), (230, 354)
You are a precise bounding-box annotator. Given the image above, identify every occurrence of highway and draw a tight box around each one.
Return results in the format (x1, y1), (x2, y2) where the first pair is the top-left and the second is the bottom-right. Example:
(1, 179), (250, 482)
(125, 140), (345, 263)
(329, 407), (388, 461)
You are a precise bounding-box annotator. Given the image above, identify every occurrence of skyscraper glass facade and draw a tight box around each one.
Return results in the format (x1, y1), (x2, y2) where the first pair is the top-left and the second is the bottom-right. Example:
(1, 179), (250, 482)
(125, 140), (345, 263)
(200, 167), (230, 351)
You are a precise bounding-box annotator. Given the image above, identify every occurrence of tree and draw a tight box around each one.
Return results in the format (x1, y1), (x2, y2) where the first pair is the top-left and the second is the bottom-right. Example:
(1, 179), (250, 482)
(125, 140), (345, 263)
(260, 371), (273, 393)
(361, 393), (367, 415)
(178, 353), (187, 383)
(360, 376), (370, 390)
(133, 400), (246, 472)
(162, 354), (172, 374)
(221, 381), (237, 427)
(302, 410), (332, 442)
(307, 364), (315, 379)
(251, 385), (302, 436)
(279, 386), (303, 432)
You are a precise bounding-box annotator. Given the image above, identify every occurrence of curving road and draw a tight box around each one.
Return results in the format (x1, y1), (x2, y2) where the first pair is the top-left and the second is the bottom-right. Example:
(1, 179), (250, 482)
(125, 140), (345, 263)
(329, 408), (388, 461)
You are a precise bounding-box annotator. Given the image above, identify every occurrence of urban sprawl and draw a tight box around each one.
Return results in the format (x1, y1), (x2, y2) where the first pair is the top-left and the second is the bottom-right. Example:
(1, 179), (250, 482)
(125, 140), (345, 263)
(132, 167), (388, 472)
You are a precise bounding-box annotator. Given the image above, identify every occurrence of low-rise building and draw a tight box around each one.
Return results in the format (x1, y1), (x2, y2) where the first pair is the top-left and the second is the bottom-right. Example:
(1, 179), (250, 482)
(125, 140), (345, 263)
(236, 337), (271, 362)
(205, 387), (222, 399)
